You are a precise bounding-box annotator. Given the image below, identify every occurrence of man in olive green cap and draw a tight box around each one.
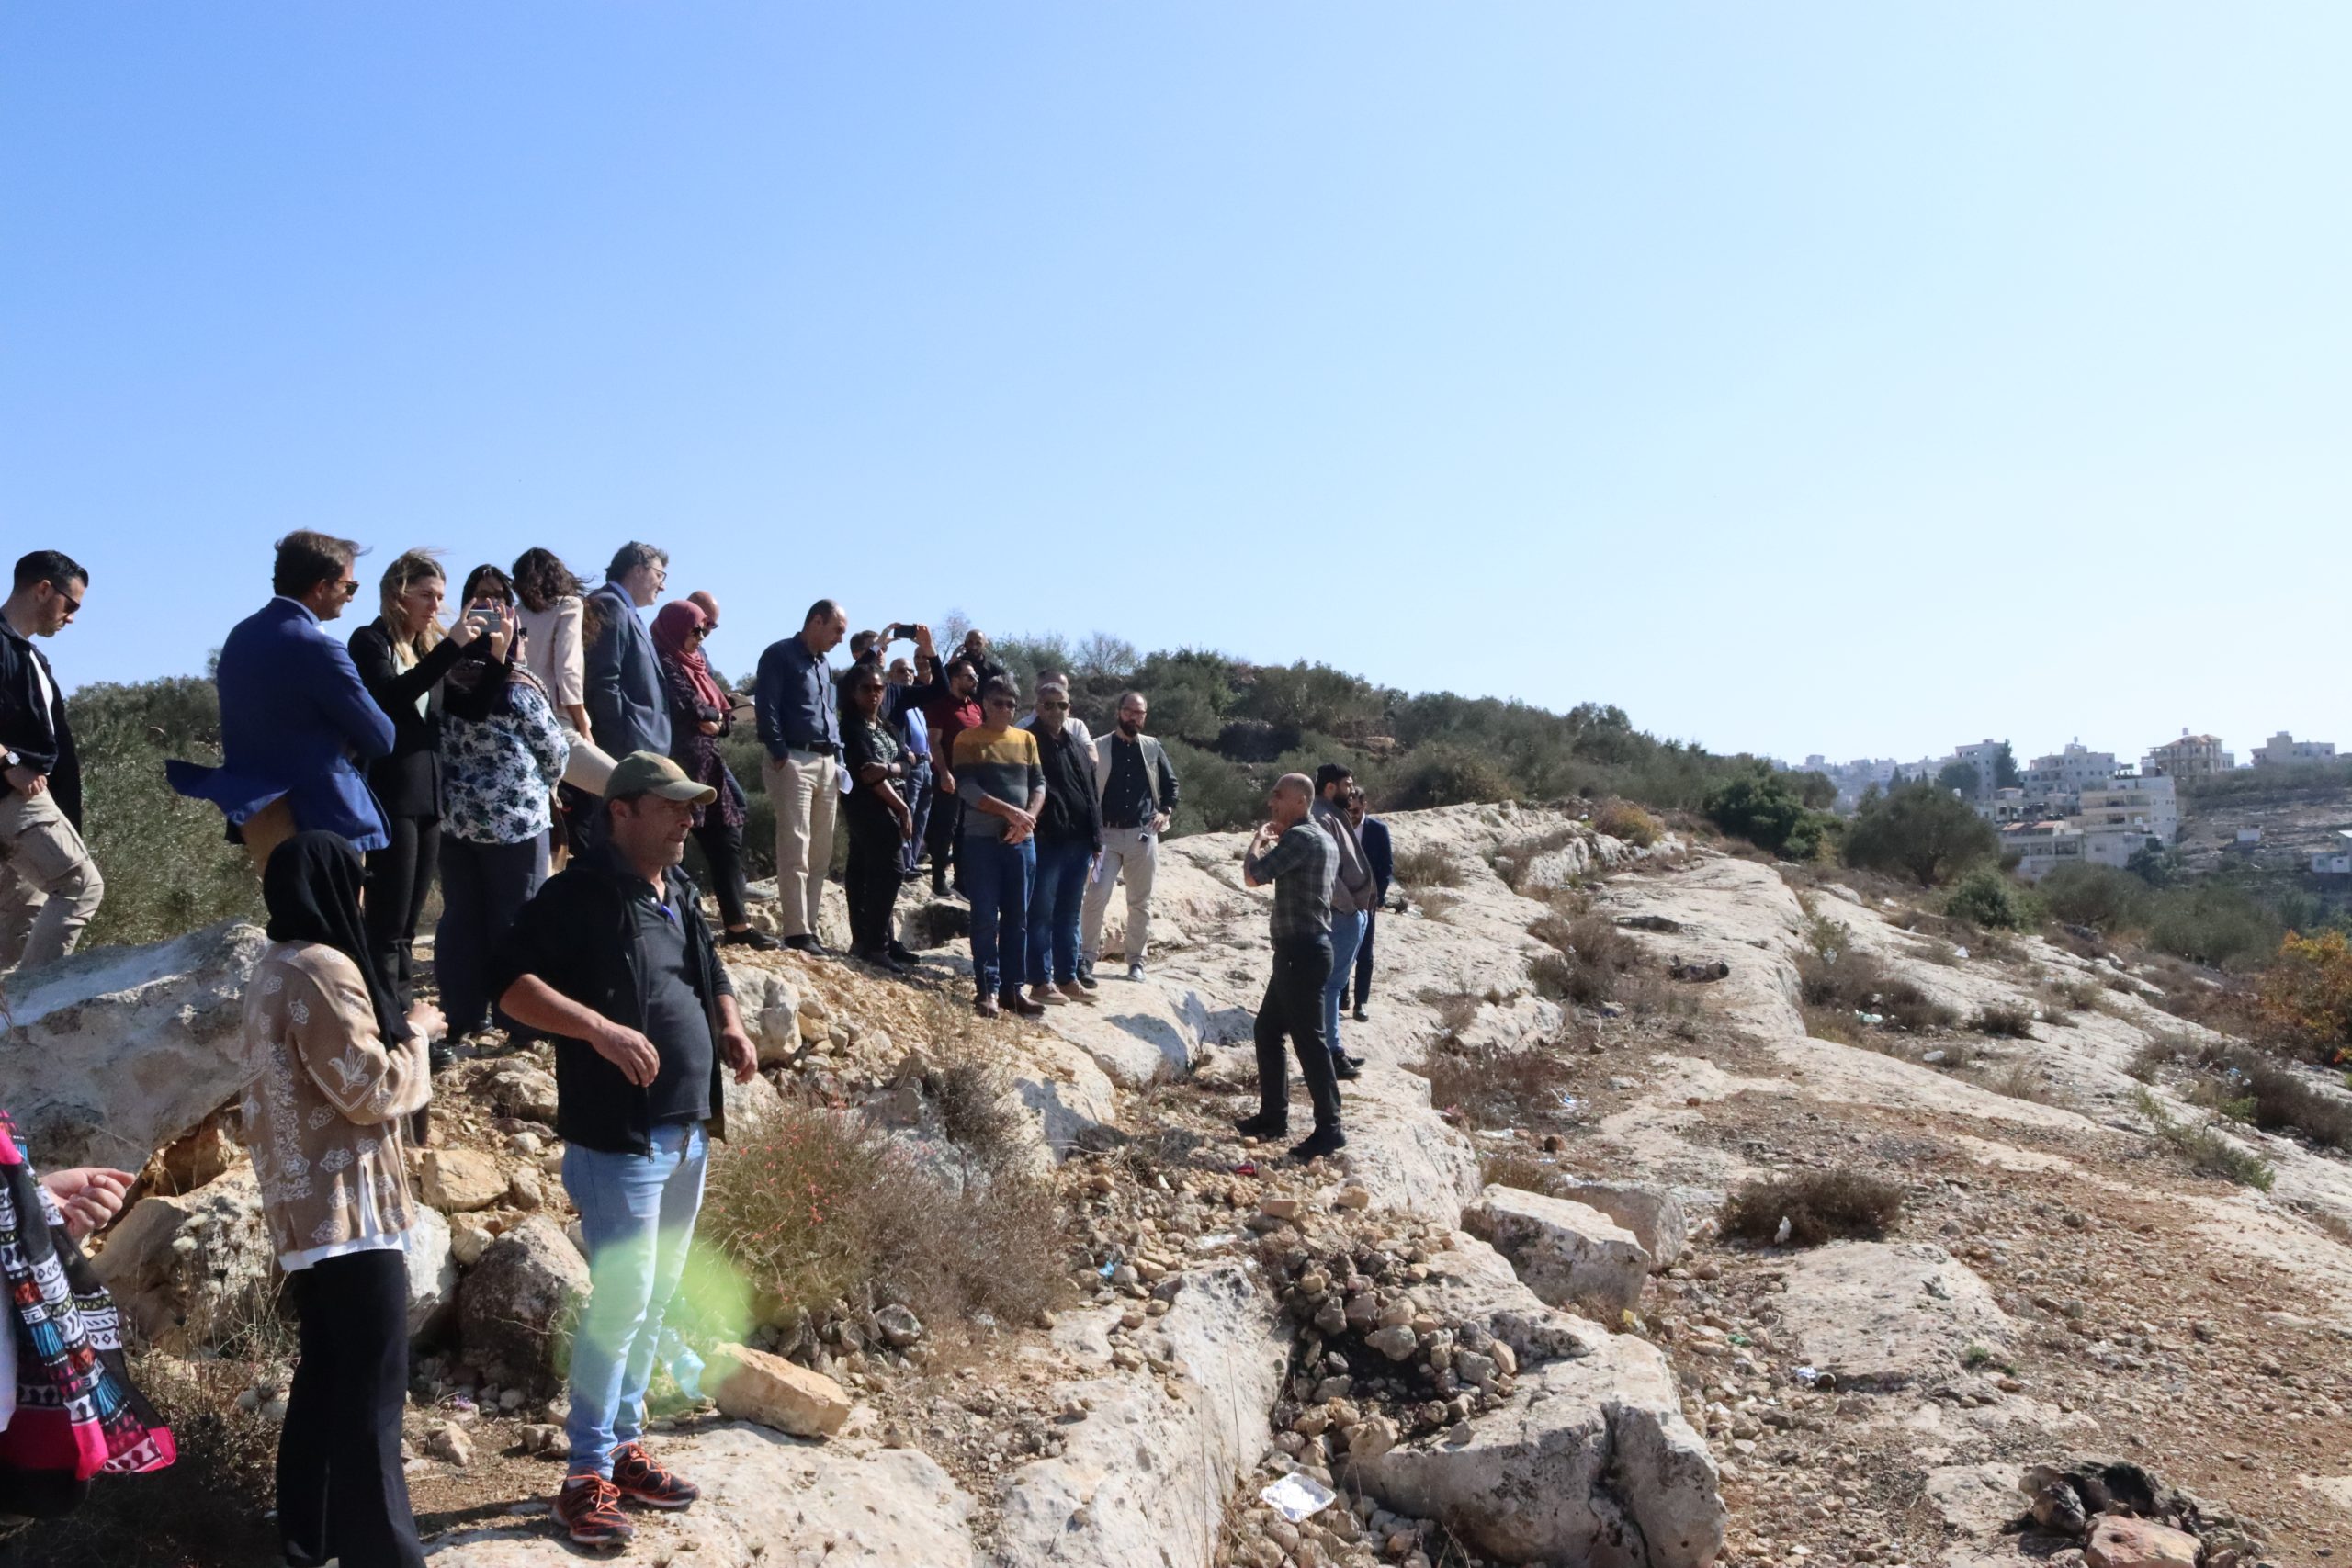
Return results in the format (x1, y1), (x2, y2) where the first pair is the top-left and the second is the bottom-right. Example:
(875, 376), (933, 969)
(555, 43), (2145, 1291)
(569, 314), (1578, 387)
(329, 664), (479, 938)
(491, 750), (756, 1547)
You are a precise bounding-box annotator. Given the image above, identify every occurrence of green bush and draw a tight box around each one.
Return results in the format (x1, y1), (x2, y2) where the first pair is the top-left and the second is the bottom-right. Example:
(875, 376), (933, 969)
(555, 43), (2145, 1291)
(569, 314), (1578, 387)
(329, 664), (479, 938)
(1159, 737), (1261, 835)
(1238, 661), (1385, 739)
(1703, 767), (1831, 859)
(1385, 744), (1517, 811)
(2144, 883), (2281, 972)
(1944, 868), (2026, 931)
(1840, 780), (1999, 886)
(75, 676), (260, 947)
(2038, 863), (2150, 931)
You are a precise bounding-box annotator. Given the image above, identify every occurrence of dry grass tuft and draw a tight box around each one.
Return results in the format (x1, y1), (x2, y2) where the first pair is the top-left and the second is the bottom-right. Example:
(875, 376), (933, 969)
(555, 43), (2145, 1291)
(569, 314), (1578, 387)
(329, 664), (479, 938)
(1594, 799), (1663, 848)
(1972, 1003), (2036, 1039)
(1527, 910), (1642, 1006)
(1722, 1168), (1905, 1247)
(1392, 846), (1464, 888)
(1408, 1041), (1580, 1131)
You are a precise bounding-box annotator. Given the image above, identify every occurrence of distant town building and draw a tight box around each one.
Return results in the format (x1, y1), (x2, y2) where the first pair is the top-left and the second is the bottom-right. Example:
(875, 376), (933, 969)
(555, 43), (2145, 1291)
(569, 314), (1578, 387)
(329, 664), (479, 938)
(1950, 739), (2009, 801)
(2002, 820), (2086, 883)
(2143, 730), (2235, 782)
(2251, 731), (2338, 769)
(2020, 742), (2117, 813)
(2314, 833), (2352, 877)
(1973, 787), (2032, 826)
(2075, 772), (2178, 847)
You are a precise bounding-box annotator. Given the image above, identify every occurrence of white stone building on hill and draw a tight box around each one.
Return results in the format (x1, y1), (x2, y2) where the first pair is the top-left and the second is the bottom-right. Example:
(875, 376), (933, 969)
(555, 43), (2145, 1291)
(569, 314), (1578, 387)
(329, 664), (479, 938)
(2252, 731), (2338, 769)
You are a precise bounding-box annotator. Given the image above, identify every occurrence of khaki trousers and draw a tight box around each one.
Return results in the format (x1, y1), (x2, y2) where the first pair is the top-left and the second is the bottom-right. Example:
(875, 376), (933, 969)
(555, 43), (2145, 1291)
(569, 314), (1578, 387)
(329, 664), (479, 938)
(0, 788), (106, 973)
(1080, 826), (1158, 966)
(763, 750), (839, 941)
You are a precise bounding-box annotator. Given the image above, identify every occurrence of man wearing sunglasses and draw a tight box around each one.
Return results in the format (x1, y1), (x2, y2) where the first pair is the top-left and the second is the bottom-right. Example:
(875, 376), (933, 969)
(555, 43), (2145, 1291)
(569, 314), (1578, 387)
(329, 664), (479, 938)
(167, 530), (397, 871)
(0, 550), (104, 971)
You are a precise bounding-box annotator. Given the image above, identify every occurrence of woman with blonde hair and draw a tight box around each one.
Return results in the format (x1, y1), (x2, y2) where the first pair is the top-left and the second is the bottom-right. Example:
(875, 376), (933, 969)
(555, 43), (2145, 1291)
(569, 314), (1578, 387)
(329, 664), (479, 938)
(348, 551), (495, 1045)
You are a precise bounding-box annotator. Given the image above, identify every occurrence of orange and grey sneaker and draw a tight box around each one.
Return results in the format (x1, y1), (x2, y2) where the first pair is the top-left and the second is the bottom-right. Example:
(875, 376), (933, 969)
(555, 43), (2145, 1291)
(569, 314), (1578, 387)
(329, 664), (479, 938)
(555, 1472), (635, 1548)
(611, 1440), (701, 1510)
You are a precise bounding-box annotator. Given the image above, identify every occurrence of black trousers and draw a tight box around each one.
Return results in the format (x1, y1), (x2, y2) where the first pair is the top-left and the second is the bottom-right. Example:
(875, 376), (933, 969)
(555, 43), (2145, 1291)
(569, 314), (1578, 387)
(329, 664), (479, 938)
(693, 817), (751, 931)
(278, 1248), (424, 1568)
(845, 816), (906, 954)
(1255, 936), (1341, 1132)
(1351, 910), (1378, 1007)
(365, 814), (439, 1008)
(436, 835), (544, 1034)
(925, 790), (964, 891)
(901, 759), (933, 876)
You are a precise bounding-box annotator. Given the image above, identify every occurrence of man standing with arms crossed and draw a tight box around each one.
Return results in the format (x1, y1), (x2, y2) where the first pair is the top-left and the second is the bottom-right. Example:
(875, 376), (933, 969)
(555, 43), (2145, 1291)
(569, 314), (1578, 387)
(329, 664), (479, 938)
(0, 550), (102, 971)
(1238, 773), (1345, 1163)
(756, 600), (849, 954)
(1080, 692), (1179, 987)
(493, 752), (757, 1550)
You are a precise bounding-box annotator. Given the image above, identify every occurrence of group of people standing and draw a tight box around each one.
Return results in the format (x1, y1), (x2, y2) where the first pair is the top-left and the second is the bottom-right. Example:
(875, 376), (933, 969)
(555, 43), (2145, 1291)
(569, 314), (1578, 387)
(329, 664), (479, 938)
(0, 529), (1402, 1556)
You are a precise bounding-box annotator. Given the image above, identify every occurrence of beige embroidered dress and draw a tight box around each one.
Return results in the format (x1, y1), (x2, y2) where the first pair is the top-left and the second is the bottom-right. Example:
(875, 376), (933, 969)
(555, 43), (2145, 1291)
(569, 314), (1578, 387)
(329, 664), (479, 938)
(239, 940), (431, 1271)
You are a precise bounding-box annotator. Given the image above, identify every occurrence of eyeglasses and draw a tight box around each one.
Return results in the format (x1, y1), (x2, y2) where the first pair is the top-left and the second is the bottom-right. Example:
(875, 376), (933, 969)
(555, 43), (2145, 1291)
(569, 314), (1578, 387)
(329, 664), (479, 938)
(335, 579), (361, 600)
(1039, 699), (1069, 710)
(45, 582), (82, 615)
(686, 626), (708, 639)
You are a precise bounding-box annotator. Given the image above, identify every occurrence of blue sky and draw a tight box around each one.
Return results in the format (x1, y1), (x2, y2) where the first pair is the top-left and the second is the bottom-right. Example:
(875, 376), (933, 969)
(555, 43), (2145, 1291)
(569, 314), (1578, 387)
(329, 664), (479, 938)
(5, 5), (2346, 766)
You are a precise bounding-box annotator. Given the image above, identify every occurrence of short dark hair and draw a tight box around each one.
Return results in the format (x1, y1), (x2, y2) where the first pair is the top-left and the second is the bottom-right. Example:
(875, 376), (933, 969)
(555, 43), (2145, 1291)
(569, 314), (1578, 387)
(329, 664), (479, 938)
(979, 675), (1021, 706)
(605, 541), (667, 581)
(947, 657), (978, 680)
(844, 661), (886, 692)
(13, 550), (85, 593)
(805, 598), (842, 626)
(273, 530), (362, 598)
(1315, 763), (1355, 795)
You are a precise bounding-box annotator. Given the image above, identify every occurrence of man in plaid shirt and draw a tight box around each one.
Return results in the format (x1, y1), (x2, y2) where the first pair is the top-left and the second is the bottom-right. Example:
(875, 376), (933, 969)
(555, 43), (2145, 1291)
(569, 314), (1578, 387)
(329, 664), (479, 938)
(1238, 773), (1346, 1161)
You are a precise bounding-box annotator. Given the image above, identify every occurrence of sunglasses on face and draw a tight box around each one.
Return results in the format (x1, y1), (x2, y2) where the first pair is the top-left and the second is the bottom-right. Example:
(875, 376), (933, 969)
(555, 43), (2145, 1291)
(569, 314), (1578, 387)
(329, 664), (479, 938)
(46, 581), (82, 615)
(1040, 699), (1069, 709)
(336, 580), (361, 599)
(686, 626), (708, 639)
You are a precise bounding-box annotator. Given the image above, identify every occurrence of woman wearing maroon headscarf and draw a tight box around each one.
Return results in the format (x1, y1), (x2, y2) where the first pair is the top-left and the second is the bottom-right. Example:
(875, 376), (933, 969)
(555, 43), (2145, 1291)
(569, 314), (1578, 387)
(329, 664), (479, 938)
(652, 599), (775, 950)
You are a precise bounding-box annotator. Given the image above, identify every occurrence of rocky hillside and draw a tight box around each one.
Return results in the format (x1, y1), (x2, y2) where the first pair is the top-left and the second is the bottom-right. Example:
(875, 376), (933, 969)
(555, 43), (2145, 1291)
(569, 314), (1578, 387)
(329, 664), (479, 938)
(6, 804), (2349, 1568)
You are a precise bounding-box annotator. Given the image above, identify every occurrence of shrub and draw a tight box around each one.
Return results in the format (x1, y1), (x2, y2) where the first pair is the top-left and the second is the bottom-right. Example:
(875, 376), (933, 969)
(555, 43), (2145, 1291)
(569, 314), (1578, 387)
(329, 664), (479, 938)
(1392, 847), (1464, 888)
(2207, 1047), (2352, 1151)
(1973, 1004), (2035, 1039)
(1840, 780), (1999, 887)
(2260, 930), (2352, 1063)
(1385, 744), (1517, 811)
(1159, 737), (1261, 835)
(2133, 1088), (2275, 1190)
(1237, 660), (1385, 739)
(1528, 910), (1640, 1005)
(76, 675), (261, 946)
(1702, 767), (1830, 859)
(2038, 863), (2150, 932)
(696, 1103), (1065, 1345)
(2143, 884), (2282, 972)
(1594, 799), (1662, 849)
(1944, 868), (2026, 931)
(1721, 1169), (1905, 1247)
(1408, 1041), (1580, 1131)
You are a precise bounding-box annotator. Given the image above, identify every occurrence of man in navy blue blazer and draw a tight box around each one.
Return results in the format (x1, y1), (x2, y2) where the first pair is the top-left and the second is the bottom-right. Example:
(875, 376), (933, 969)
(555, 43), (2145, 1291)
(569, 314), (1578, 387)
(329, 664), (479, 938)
(582, 542), (673, 761)
(168, 531), (396, 867)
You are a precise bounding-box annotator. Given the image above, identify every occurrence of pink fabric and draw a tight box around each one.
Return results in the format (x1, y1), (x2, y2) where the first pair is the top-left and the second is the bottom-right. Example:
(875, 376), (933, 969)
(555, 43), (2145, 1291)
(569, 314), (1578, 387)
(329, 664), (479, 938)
(651, 601), (726, 715)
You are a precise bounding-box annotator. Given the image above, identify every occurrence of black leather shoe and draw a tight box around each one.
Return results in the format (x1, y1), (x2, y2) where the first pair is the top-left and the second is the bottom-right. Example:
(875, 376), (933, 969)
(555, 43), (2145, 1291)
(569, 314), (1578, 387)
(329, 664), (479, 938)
(888, 941), (922, 964)
(1288, 1125), (1348, 1163)
(1329, 1055), (1363, 1081)
(721, 928), (783, 952)
(783, 934), (827, 955)
(1233, 1111), (1289, 1139)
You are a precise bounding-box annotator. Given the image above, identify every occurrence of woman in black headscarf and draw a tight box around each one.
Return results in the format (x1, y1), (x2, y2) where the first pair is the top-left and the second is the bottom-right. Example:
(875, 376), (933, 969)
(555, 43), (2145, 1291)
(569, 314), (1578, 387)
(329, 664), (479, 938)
(241, 832), (438, 1568)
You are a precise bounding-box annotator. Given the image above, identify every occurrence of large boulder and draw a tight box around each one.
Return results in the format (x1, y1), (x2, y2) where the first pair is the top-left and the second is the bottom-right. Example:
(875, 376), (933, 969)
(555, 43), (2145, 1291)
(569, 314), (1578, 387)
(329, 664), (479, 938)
(457, 1216), (589, 1392)
(1463, 1184), (1651, 1314)
(89, 1163), (274, 1353)
(721, 963), (803, 1067)
(1550, 1179), (1689, 1271)
(0, 919), (268, 1171)
(1356, 1235), (1724, 1568)
(421, 1148), (507, 1213)
(707, 1344), (853, 1437)
(1779, 1242), (2014, 1392)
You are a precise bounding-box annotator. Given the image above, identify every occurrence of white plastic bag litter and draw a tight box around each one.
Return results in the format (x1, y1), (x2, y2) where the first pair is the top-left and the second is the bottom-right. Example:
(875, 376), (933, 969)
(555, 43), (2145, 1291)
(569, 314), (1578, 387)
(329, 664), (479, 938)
(1260, 1472), (1338, 1523)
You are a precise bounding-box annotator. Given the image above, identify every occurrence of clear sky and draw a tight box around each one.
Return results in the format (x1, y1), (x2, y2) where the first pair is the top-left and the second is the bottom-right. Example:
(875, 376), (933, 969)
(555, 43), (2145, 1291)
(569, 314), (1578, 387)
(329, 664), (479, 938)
(5, 5), (2346, 768)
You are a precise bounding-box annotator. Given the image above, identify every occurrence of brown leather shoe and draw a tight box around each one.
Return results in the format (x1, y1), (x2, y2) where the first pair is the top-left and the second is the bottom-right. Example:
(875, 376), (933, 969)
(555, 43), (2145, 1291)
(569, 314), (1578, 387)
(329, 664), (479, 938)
(1056, 982), (1097, 1006)
(974, 995), (1001, 1019)
(1003, 994), (1047, 1019)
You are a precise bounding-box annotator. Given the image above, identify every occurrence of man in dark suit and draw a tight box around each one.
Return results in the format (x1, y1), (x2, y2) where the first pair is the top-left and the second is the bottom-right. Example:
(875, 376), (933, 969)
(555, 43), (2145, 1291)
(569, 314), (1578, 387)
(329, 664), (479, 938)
(1347, 786), (1396, 1023)
(582, 543), (672, 761)
(167, 531), (396, 872)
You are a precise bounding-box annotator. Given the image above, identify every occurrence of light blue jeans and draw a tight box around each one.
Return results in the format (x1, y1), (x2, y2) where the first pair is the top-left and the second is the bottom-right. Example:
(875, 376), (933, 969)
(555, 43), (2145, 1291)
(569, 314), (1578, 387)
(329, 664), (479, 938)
(563, 1122), (708, 1478)
(1323, 909), (1367, 1059)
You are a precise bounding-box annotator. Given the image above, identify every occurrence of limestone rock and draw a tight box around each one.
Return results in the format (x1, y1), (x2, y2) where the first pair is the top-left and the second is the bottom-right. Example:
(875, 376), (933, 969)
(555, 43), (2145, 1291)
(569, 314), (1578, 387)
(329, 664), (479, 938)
(2086, 1516), (2199, 1568)
(89, 1163), (273, 1354)
(424, 1421), (473, 1466)
(422, 1148), (507, 1213)
(448, 1214), (494, 1267)
(1463, 1184), (1650, 1314)
(0, 919), (268, 1171)
(457, 1217), (589, 1393)
(483, 1063), (559, 1122)
(406, 1205), (458, 1337)
(1548, 1179), (1688, 1270)
(422, 1427), (977, 1565)
(149, 1112), (239, 1195)
(1780, 1241), (2014, 1391)
(708, 1344), (853, 1437)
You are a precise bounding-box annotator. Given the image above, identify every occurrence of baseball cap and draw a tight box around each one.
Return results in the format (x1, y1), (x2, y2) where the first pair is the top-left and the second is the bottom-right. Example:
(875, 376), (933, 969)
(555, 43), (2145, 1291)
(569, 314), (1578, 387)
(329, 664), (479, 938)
(605, 750), (718, 805)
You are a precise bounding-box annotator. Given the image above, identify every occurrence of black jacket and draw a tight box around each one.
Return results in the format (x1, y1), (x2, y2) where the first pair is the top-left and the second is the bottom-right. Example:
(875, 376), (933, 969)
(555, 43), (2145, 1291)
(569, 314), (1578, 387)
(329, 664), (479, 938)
(0, 619), (81, 829)
(348, 620), (467, 819)
(489, 846), (739, 1156)
(1035, 725), (1103, 850)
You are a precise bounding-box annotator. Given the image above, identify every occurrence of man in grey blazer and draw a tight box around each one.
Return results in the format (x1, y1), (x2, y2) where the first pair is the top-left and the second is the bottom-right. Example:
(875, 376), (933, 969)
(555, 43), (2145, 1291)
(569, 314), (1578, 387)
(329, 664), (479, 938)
(582, 542), (673, 761)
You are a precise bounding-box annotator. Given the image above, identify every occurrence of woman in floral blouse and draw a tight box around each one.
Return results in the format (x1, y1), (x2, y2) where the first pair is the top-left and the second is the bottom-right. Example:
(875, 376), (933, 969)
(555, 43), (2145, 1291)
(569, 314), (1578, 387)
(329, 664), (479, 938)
(242, 831), (441, 1568)
(652, 598), (775, 950)
(435, 564), (570, 1039)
